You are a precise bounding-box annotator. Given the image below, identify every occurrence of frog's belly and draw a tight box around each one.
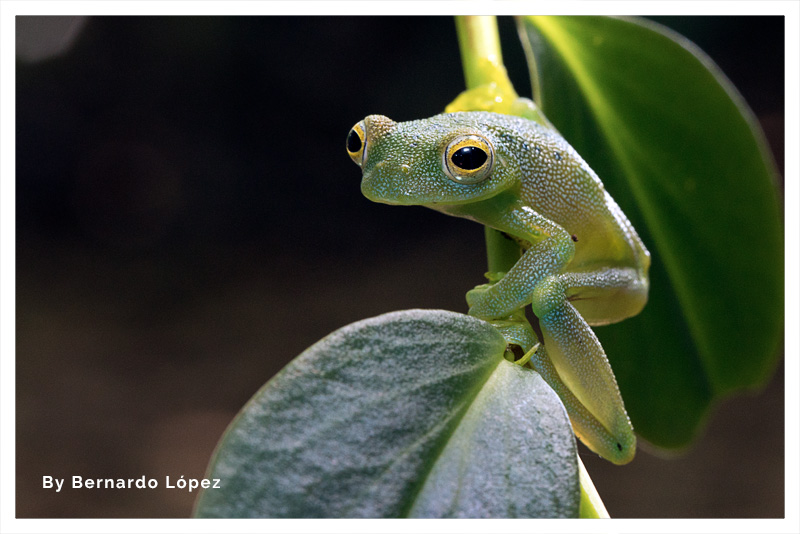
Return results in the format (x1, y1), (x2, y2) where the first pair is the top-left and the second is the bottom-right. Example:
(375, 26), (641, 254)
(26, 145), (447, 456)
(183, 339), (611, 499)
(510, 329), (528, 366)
(567, 222), (637, 270)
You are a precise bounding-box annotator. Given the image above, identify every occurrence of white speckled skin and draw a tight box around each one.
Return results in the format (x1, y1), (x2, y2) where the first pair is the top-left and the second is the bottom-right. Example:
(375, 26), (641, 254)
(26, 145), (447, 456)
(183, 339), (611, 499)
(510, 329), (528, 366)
(351, 111), (651, 464)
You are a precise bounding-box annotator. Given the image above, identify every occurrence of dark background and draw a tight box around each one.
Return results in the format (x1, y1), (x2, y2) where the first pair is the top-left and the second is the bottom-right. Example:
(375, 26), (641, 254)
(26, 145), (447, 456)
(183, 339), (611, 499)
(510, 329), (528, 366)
(16, 16), (784, 518)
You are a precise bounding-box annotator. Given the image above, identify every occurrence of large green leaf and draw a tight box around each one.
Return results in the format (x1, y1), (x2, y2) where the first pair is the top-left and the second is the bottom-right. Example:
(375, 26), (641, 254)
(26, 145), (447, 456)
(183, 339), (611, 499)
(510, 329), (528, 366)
(518, 16), (783, 448)
(194, 309), (579, 518)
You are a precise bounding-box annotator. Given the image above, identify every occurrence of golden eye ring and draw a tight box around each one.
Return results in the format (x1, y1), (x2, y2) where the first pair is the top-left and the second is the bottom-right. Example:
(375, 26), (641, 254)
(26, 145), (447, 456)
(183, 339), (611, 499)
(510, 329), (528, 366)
(443, 134), (493, 184)
(346, 121), (367, 166)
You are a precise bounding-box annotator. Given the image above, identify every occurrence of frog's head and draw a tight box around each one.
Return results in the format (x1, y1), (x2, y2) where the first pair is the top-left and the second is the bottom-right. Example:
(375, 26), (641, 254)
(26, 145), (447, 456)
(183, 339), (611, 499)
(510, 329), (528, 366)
(346, 113), (518, 207)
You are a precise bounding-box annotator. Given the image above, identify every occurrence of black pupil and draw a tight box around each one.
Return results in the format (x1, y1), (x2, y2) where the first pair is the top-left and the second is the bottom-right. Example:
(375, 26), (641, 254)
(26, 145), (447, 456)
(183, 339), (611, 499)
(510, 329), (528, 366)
(347, 130), (362, 153)
(451, 146), (487, 170)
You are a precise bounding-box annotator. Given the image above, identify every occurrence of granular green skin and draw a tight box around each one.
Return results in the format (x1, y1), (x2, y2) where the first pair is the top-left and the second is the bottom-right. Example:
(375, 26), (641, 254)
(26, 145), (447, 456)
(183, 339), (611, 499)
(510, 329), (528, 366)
(350, 111), (651, 464)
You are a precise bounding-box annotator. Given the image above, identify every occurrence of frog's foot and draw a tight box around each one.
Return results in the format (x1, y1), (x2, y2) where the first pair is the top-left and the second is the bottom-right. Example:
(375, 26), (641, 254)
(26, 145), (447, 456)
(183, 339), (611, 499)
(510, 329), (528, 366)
(467, 271), (532, 321)
(445, 78), (518, 115)
(508, 97), (556, 130)
(465, 271), (504, 313)
(487, 312), (539, 359)
(445, 83), (555, 130)
(467, 273), (538, 356)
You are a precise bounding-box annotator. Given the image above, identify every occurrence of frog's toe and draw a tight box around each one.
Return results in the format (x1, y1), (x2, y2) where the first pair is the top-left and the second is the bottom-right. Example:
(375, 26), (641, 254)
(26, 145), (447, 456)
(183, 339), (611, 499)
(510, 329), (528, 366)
(467, 291), (517, 320)
(465, 285), (490, 308)
(495, 321), (538, 354)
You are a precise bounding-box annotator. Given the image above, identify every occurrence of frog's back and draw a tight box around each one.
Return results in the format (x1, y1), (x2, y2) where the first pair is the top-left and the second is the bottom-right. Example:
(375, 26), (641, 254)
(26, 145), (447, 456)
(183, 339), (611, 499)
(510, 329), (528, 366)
(477, 113), (649, 273)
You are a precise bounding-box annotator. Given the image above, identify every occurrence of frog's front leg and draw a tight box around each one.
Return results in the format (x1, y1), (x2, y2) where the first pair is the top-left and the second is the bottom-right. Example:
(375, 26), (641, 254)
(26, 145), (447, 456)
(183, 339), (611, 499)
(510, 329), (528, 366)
(465, 203), (635, 463)
(466, 274), (539, 355)
(464, 200), (575, 319)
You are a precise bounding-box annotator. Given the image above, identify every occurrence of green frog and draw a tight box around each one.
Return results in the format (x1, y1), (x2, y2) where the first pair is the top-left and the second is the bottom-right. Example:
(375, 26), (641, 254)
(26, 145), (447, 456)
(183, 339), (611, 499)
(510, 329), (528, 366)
(346, 110), (649, 465)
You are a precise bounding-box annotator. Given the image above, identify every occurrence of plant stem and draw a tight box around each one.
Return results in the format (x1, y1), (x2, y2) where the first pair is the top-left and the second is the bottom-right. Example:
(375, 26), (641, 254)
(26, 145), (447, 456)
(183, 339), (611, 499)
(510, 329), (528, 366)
(483, 226), (521, 273)
(454, 15), (610, 519)
(455, 16), (522, 273)
(455, 16), (506, 89)
(578, 456), (610, 518)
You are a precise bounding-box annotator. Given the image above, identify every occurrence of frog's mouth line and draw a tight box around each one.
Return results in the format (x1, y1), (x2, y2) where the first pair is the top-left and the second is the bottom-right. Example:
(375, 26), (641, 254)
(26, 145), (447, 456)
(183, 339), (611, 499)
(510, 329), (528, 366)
(362, 173), (511, 212)
(361, 170), (506, 208)
(360, 185), (439, 207)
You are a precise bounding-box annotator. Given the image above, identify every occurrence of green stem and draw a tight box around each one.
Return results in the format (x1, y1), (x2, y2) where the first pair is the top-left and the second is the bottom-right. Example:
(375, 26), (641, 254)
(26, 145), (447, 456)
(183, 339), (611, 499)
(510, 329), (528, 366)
(455, 15), (610, 519)
(455, 16), (506, 89)
(483, 226), (521, 273)
(455, 16), (522, 274)
(578, 456), (610, 518)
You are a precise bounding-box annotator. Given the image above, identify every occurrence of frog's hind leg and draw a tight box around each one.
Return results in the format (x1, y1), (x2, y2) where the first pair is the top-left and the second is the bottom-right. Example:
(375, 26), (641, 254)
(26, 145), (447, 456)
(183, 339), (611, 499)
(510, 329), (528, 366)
(529, 344), (635, 465)
(563, 267), (649, 326)
(531, 269), (640, 463)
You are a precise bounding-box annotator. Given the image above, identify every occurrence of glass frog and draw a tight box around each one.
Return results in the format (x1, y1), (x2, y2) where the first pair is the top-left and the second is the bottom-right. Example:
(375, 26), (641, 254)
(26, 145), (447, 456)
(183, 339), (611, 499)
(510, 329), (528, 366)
(346, 110), (650, 465)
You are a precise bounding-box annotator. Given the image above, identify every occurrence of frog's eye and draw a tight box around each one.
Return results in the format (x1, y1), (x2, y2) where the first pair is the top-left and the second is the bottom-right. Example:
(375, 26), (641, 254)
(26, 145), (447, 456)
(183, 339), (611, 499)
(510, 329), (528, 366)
(346, 121), (367, 166)
(443, 134), (494, 184)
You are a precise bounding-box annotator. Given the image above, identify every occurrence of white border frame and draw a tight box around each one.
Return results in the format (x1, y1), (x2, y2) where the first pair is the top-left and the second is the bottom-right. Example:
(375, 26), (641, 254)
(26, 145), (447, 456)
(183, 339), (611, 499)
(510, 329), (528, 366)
(2, 2), (797, 533)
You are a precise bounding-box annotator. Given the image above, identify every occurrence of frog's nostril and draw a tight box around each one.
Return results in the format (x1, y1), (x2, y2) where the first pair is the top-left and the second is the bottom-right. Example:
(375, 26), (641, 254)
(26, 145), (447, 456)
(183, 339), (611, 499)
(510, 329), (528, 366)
(400, 164), (411, 174)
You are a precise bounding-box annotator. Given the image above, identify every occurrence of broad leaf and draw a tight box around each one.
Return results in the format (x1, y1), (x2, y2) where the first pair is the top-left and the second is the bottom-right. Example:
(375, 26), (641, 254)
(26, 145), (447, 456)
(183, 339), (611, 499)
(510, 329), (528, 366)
(518, 16), (783, 448)
(194, 309), (579, 518)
